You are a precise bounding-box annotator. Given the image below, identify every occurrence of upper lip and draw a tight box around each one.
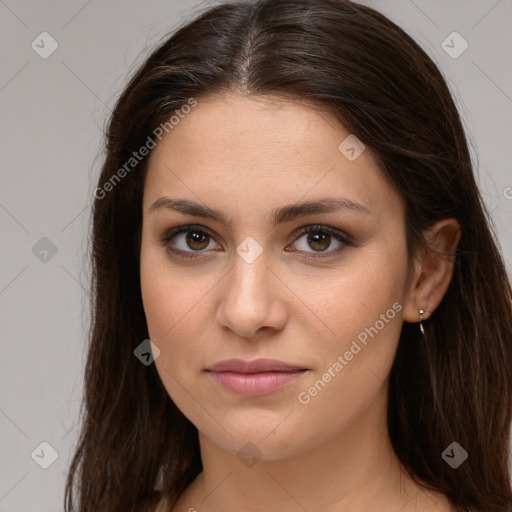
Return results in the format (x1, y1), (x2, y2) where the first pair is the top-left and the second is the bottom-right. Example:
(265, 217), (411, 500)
(207, 358), (307, 373)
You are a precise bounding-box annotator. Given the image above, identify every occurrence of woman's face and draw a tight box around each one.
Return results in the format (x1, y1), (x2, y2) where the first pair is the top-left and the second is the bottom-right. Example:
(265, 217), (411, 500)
(140, 94), (415, 460)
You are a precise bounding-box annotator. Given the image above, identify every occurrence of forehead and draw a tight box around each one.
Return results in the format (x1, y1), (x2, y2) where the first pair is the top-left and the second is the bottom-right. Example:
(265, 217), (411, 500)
(143, 94), (404, 221)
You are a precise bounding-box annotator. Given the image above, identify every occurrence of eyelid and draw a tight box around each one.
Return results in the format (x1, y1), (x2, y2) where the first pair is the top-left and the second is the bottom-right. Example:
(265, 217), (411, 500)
(160, 224), (218, 244)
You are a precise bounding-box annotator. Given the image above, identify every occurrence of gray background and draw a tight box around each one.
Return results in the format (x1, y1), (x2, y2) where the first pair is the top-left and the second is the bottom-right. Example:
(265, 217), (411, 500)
(0, 1), (511, 510)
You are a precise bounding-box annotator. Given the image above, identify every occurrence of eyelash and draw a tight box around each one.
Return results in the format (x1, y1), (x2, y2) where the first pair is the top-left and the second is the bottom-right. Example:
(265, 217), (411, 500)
(160, 224), (354, 260)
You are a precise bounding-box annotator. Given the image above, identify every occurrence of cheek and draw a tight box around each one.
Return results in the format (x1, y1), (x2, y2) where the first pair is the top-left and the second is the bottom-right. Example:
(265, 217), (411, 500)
(140, 256), (174, 341)
(297, 238), (407, 412)
(316, 247), (407, 347)
(139, 243), (215, 401)
(140, 246), (208, 415)
(294, 298), (403, 448)
(140, 244), (205, 343)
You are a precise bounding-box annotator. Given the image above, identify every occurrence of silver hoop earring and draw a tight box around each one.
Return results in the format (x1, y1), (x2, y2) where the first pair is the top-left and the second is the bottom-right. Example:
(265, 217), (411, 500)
(419, 308), (425, 335)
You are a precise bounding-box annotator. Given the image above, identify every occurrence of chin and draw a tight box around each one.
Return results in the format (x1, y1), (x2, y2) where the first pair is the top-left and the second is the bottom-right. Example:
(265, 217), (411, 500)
(199, 415), (319, 463)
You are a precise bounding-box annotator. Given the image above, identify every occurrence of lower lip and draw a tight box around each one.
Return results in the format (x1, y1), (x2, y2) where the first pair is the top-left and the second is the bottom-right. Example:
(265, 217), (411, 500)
(208, 370), (307, 396)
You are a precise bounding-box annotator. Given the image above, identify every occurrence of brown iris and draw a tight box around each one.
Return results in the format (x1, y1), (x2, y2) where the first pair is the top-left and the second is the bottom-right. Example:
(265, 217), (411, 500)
(307, 231), (330, 251)
(186, 230), (209, 250)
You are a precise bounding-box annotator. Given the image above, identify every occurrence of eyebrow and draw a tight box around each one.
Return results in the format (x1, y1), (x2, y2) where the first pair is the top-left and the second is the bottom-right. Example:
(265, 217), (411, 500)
(149, 196), (372, 226)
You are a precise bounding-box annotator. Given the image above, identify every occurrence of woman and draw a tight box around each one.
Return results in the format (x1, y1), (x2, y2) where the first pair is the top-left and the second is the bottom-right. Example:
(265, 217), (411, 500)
(65, 0), (512, 511)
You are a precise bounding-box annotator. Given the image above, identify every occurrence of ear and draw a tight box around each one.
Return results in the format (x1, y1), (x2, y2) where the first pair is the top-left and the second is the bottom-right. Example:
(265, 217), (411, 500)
(403, 218), (461, 324)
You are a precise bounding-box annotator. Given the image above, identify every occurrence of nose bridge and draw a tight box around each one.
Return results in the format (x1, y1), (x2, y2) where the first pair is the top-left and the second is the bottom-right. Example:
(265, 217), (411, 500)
(216, 244), (285, 338)
(229, 247), (271, 309)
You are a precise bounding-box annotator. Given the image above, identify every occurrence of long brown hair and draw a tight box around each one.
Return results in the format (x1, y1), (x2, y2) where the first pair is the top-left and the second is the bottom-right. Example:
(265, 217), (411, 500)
(64, 1), (512, 511)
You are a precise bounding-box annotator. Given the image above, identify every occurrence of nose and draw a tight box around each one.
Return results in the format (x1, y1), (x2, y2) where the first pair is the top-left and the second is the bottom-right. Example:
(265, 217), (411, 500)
(216, 251), (288, 340)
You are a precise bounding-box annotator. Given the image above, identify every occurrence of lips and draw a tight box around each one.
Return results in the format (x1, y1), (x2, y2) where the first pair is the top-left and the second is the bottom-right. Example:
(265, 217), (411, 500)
(206, 358), (309, 396)
(207, 358), (307, 373)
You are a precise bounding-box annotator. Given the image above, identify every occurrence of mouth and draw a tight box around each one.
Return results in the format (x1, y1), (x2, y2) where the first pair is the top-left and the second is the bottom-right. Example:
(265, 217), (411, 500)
(205, 358), (309, 396)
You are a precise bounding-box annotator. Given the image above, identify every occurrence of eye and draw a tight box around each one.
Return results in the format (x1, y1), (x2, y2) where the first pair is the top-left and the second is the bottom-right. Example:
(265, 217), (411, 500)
(287, 224), (353, 259)
(160, 224), (353, 260)
(161, 224), (221, 259)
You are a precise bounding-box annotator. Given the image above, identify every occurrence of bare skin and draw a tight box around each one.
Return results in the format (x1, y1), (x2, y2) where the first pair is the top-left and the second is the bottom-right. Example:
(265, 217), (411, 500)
(140, 93), (461, 512)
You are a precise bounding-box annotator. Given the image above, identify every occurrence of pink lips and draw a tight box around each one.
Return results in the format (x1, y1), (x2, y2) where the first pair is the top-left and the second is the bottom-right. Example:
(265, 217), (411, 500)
(206, 358), (308, 396)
